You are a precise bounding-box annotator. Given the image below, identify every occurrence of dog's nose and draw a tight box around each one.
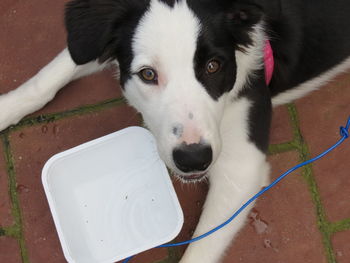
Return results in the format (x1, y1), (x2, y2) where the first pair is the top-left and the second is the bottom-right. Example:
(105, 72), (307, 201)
(173, 143), (212, 173)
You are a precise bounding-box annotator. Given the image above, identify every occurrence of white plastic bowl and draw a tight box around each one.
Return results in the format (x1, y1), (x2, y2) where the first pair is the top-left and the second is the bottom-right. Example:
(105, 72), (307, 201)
(42, 127), (183, 263)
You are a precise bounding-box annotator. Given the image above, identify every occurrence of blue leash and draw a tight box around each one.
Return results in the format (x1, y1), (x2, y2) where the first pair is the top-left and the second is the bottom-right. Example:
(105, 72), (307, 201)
(123, 116), (350, 263)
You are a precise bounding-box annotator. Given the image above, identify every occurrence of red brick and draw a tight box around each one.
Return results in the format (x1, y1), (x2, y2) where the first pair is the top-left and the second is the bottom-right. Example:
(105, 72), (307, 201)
(0, 0), (121, 116)
(0, 142), (14, 227)
(270, 105), (294, 144)
(0, 0), (18, 16)
(0, 0), (67, 94)
(172, 179), (209, 256)
(9, 106), (139, 263)
(332, 230), (350, 263)
(296, 71), (350, 222)
(31, 69), (123, 116)
(0, 236), (22, 263)
(223, 152), (327, 263)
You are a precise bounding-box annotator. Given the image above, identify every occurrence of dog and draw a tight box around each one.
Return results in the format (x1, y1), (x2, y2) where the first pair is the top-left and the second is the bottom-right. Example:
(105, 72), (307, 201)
(1, 0), (350, 262)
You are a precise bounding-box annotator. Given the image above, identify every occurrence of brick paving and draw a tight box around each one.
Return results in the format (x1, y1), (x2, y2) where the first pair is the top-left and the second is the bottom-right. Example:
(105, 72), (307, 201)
(0, 236), (22, 263)
(30, 69), (123, 117)
(269, 106), (294, 145)
(296, 73), (350, 223)
(9, 107), (139, 263)
(1, 1), (350, 263)
(332, 231), (350, 263)
(0, 143), (13, 227)
(224, 151), (327, 263)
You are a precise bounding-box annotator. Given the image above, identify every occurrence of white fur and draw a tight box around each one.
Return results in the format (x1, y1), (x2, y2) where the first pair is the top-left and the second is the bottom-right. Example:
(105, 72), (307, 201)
(232, 23), (266, 99)
(124, 0), (226, 175)
(0, 48), (108, 131)
(125, 3), (270, 261)
(180, 98), (270, 263)
(272, 55), (350, 106)
(178, 23), (270, 263)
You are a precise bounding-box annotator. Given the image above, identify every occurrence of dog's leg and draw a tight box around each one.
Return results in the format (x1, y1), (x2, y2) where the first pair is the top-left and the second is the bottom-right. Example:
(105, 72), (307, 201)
(0, 48), (108, 131)
(180, 98), (270, 263)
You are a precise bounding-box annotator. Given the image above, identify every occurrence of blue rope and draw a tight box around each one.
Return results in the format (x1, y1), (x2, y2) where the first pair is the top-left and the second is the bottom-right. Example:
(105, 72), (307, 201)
(123, 116), (350, 263)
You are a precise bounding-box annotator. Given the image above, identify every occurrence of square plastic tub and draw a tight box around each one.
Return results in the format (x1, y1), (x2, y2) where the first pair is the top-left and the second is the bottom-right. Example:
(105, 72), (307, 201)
(42, 127), (183, 263)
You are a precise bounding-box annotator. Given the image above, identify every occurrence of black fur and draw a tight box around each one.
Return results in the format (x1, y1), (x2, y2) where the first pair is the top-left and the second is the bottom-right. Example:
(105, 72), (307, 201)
(266, 0), (350, 96)
(65, 0), (149, 85)
(65, 0), (350, 152)
(192, 10), (236, 100)
(190, 1), (263, 100)
(193, 32), (236, 100)
(65, 0), (350, 94)
(65, 0), (264, 91)
(238, 70), (272, 152)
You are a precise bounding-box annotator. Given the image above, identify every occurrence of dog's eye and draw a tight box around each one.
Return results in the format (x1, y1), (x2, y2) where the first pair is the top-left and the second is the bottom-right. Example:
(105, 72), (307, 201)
(206, 60), (221, 74)
(138, 68), (158, 84)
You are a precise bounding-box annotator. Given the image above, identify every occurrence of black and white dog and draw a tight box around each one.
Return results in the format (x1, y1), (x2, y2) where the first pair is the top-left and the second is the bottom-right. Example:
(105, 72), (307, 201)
(1, 0), (350, 262)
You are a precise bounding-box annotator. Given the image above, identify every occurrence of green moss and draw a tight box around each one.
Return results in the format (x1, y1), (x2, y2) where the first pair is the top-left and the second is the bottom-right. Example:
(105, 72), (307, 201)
(151, 247), (181, 263)
(167, 247), (181, 262)
(3, 97), (125, 133)
(329, 218), (350, 233)
(287, 104), (337, 263)
(268, 141), (297, 155)
(0, 95), (344, 262)
(154, 258), (170, 263)
(0, 96), (129, 263)
(3, 225), (20, 238)
(154, 257), (174, 263)
(287, 104), (303, 142)
(154, 255), (178, 263)
(1, 134), (29, 263)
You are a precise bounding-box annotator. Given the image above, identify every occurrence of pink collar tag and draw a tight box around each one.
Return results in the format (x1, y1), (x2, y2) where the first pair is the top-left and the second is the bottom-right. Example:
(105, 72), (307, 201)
(264, 40), (274, 85)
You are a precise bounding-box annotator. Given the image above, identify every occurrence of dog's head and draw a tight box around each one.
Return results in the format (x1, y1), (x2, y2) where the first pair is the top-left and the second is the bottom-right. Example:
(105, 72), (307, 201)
(65, 0), (264, 182)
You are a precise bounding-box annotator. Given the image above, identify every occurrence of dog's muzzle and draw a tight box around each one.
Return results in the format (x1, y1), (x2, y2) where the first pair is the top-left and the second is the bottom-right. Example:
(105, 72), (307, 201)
(172, 143), (212, 175)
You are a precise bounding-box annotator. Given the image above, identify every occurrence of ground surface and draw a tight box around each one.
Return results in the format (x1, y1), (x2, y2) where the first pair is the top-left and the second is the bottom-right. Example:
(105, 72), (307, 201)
(0, 1), (350, 263)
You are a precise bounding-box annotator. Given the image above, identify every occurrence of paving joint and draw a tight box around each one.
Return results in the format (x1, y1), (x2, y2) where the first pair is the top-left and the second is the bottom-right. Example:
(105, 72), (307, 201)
(153, 247), (180, 263)
(3, 225), (20, 238)
(0, 97), (125, 135)
(1, 133), (29, 263)
(167, 247), (181, 263)
(154, 257), (173, 263)
(287, 104), (337, 263)
(329, 218), (350, 233)
(268, 141), (297, 155)
(0, 98), (345, 262)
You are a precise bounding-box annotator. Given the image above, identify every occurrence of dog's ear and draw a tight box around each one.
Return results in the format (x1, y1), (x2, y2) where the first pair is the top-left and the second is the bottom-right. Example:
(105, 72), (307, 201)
(224, 2), (264, 47)
(65, 0), (146, 65)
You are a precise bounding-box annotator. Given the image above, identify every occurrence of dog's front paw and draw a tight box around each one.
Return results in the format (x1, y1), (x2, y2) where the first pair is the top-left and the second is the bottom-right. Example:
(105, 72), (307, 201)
(0, 93), (23, 131)
(0, 77), (50, 132)
(0, 87), (36, 131)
